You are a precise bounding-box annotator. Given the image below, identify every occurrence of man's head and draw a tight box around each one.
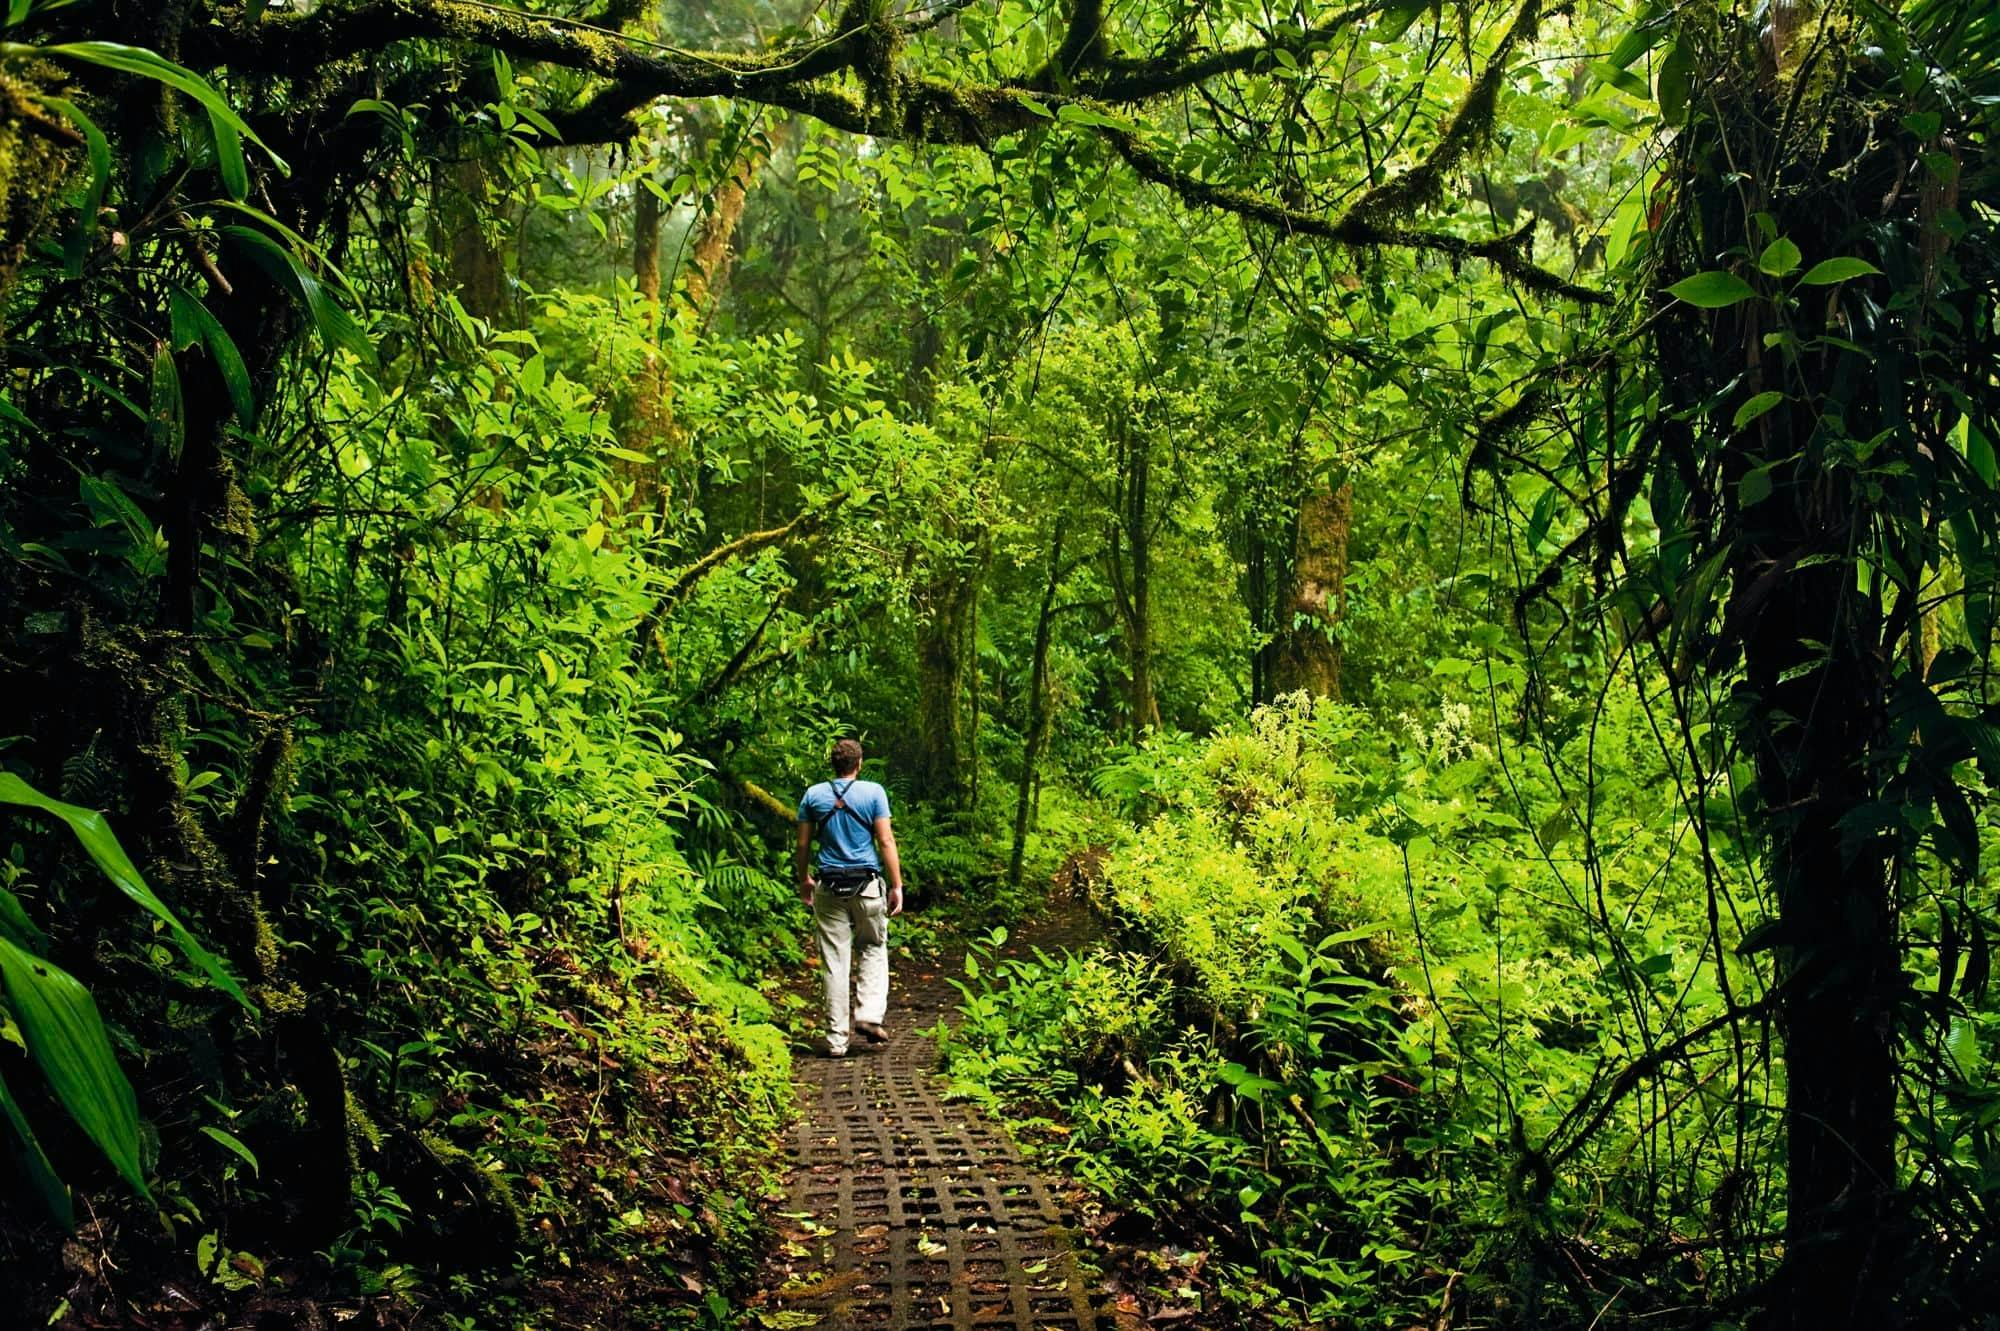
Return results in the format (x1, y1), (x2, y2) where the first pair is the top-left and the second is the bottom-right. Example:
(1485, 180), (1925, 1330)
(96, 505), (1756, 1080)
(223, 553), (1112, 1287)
(829, 738), (864, 777)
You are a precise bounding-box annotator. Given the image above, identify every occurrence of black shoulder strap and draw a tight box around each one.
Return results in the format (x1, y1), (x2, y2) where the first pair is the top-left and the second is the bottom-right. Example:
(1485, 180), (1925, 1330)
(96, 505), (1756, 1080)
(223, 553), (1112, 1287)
(813, 779), (873, 835)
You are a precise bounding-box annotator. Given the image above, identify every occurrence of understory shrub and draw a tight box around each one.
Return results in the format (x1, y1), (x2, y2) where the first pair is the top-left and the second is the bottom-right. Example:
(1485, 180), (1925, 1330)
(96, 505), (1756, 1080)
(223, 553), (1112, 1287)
(943, 685), (1998, 1328)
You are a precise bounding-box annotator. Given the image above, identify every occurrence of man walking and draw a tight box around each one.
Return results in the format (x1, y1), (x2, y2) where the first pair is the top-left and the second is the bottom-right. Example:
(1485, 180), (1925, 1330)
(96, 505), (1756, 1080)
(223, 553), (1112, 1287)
(796, 739), (904, 1057)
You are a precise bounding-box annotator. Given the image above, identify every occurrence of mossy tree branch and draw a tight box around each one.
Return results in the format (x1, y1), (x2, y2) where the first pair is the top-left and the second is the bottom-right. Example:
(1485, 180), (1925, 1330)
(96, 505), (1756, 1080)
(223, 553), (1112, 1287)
(186, 0), (1598, 300)
(627, 493), (850, 667)
(1111, 133), (1609, 304)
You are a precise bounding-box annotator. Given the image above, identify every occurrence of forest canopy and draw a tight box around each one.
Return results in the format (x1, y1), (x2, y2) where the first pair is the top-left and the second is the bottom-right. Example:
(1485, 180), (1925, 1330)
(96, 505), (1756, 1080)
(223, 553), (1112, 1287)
(0, 0), (1996, 1328)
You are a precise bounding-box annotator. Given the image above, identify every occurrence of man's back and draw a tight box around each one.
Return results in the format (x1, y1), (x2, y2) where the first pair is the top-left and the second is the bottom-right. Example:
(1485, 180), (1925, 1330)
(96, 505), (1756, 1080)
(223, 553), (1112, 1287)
(797, 778), (890, 872)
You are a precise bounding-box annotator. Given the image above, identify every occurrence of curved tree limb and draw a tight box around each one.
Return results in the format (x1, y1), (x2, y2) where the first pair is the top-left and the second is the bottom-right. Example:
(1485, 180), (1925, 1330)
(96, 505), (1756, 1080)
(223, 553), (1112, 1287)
(1111, 133), (1609, 304)
(628, 492), (849, 667)
(192, 0), (1603, 299)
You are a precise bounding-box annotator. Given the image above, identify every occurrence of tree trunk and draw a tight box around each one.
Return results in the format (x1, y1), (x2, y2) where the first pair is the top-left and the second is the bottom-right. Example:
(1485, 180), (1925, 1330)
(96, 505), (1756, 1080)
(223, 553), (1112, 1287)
(1655, 61), (1921, 1318)
(623, 181), (669, 511)
(914, 564), (980, 807)
(1121, 428), (1159, 739)
(1245, 521), (1275, 706)
(683, 162), (753, 318)
(1009, 525), (1065, 890)
(1738, 550), (1898, 1330)
(1270, 480), (1351, 699)
(634, 183), (662, 305)
(442, 157), (507, 324)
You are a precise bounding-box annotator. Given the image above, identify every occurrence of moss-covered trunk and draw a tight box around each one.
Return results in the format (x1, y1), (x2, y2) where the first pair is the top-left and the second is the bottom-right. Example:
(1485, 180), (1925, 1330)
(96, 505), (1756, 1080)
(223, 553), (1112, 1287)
(914, 561), (980, 807)
(1270, 480), (1351, 699)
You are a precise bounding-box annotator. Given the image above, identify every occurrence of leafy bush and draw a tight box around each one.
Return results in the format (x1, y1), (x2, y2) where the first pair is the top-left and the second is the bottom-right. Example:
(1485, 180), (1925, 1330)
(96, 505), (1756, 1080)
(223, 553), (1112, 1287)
(945, 687), (1853, 1326)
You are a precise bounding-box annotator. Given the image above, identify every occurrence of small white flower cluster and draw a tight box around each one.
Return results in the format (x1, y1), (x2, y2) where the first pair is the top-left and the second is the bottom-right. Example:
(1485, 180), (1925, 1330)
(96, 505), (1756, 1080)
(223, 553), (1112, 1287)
(1400, 699), (1488, 763)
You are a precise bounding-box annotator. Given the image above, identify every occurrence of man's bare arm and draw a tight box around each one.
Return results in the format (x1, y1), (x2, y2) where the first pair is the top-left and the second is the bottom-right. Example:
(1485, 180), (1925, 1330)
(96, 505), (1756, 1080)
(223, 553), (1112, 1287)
(875, 817), (904, 916)
(795, 821), (815, 904)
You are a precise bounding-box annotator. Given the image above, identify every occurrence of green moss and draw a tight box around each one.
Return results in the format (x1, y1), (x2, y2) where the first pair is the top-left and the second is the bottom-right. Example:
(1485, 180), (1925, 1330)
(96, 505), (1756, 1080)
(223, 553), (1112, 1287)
(420, 1129), (526, 1245)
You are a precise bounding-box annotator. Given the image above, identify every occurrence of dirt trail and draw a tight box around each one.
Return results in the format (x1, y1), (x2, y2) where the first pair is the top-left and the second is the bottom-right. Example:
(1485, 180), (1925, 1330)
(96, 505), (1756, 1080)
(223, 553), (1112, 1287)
(757, 908), (1114, 1331)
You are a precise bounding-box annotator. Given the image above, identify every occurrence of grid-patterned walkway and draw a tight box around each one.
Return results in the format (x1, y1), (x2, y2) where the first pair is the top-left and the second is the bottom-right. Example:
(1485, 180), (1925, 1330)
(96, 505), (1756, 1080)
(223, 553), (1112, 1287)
(760, 913), (1106, 1330)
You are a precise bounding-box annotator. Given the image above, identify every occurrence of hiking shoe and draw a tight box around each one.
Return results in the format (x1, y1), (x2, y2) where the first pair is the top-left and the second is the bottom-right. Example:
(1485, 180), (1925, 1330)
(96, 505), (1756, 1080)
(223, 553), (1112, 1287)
(822, 1038), (849, 1058)
(854, 1021), (889, 1045)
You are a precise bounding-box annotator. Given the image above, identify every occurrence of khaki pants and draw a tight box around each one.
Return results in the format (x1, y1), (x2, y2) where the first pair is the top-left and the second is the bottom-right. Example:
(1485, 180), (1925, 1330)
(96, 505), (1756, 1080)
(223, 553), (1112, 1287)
(814, 876), (888, 1055)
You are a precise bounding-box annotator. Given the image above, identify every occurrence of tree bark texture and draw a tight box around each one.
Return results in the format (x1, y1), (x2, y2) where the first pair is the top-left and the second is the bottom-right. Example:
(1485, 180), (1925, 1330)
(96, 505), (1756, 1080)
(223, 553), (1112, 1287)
(1736, 543), (1899, 1331)
(622, 181), (670, 511)
(1009, 525), (1065, 889)
(1657, 72), (1921, 1324)
(1270, 480), (1351, 699)
(441, 157), (508, 324)
(1111, 426), (1160, 740)
(914, 563), (980, 807)
(682, 162), (753, 318)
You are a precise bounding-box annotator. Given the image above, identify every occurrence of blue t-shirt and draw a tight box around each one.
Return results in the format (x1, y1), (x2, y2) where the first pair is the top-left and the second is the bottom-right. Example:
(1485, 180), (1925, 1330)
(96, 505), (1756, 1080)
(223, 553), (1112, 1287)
(797, 778), (890, 872)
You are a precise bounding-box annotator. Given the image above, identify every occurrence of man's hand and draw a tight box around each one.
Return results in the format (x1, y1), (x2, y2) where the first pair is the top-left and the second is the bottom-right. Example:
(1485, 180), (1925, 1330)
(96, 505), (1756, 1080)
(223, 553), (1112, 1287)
(888, 884), (904, 916)
(799, 878), (816, 908)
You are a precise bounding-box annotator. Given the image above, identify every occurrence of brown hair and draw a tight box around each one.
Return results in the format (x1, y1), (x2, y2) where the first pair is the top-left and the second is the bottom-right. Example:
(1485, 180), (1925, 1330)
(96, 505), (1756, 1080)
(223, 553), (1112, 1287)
(829, 738), (863, 776)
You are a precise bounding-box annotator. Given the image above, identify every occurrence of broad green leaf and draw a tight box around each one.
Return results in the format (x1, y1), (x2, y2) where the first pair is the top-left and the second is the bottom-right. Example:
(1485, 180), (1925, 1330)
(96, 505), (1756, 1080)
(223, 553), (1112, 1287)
(1604, 192), (1646, 269)
(0, 772), (249, 1007)
(1376, 0), (1430, 42)
(211, 117), (249, 201)
(1657, 41), (1693, 124)
(1608, 9), (1664, 68)
(0, 934), (149, 1200)
(1666, 271), (1755, 308)
(1590, 60), (1650, 101)
(199, 1125), (260, 1176)
(1757, 238), (1802, 276)
(20, 42), (289, 184)
(1799, 257), (1883, 285)
(147, 343), (182, 455)
(0, 1066), (72, 1229)
(1946, 1015), (1983, 1078)
(42, 97), (108, 278)
(1738, 466), (1774, 506)
(221, 226), (374, 367)
(1733, 390), (1785, 429)
(0, 886), (47, 952)
(168, 285), (256, 428)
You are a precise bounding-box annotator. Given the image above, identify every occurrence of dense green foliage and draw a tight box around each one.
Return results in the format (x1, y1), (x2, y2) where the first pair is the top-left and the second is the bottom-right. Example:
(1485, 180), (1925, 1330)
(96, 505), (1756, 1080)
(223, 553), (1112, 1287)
(944, 689), (1775, 1324)
(0, 0), (1995, 1327)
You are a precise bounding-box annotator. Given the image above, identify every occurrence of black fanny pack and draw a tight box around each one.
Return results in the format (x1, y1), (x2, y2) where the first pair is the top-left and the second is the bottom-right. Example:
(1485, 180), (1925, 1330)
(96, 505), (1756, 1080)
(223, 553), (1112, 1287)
(820, 869), (877, 897)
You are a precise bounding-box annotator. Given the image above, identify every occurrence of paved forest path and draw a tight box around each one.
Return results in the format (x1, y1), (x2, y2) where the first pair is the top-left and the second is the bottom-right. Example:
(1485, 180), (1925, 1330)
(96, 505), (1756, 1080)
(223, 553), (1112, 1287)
(755, 906), (1120, 1331)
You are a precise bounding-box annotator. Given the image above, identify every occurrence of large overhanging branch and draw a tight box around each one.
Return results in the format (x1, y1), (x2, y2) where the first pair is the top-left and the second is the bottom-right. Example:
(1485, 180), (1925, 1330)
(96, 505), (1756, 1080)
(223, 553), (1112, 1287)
(192, 0), (1604, 303)
(1111, 133), (1609, 304)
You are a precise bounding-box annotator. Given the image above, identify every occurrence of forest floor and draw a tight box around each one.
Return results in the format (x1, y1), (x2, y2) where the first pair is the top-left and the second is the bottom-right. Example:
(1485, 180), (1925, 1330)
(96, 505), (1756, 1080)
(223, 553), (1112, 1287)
(749, 899), (1216, 1331)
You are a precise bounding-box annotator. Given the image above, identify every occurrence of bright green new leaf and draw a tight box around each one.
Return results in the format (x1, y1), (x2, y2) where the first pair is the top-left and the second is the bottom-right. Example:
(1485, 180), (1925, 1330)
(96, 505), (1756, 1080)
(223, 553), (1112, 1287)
(1799, 257), (1883, 285)
(0, 934), (149, 1200)
(1666, 271), (1756, 308)
(199, 1125), (260, 1177)
(1733, 390), (1785, 429)
(1757, 238), (1802, 276)
(0, 772), (250, 1007)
